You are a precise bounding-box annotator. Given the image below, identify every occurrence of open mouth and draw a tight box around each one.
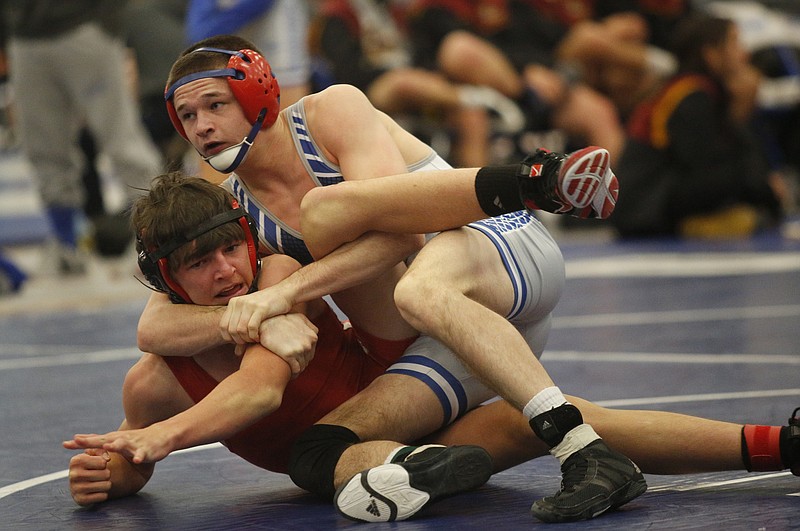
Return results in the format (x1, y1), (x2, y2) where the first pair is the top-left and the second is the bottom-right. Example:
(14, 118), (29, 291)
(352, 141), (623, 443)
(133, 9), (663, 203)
(216, 283), (245, 299)
(204, 141), (227, 156)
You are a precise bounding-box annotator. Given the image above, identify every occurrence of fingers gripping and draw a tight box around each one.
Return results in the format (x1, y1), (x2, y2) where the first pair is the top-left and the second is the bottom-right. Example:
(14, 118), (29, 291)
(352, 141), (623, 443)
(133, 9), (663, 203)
(247, 311), (264, 342)
(222, 289), (294, 344)
(221, 301), (262, 344)
(257, 314), (319, 376)
(68, 450), (112, 506)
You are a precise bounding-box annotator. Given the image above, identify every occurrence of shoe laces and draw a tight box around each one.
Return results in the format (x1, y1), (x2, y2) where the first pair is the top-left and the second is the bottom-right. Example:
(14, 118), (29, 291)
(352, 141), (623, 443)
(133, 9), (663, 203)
(524, 149), (566, 179)
(559, 450), (590, 493)
(518, 149), (570, 211)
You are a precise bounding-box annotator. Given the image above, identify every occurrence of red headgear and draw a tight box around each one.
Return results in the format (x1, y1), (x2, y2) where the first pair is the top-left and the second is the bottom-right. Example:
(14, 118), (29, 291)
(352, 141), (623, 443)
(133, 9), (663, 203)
(136, 200), (261, 304)
(165, 48), (281, 140)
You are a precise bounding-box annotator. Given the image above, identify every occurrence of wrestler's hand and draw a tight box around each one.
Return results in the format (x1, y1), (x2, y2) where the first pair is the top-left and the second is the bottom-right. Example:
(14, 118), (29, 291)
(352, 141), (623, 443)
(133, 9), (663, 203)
(64, 448), (112, 506)
(66, 427), (172, 465)
(220, 286), (294, 345)
(254, 313), (318, 377)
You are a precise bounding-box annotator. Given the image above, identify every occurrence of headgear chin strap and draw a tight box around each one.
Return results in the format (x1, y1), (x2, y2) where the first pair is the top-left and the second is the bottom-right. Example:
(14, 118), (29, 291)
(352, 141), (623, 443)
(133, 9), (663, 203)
(202, 108), (266, 173)
(137, 202), (261, 304)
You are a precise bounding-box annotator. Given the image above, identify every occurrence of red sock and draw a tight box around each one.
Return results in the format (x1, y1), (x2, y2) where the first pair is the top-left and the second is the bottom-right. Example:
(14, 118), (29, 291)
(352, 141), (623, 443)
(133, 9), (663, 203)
(742, 425), (783, 471)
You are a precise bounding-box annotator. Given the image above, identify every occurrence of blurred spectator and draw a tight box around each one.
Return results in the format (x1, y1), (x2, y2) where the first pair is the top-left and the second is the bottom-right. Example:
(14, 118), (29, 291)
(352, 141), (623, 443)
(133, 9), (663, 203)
(0, 249), (25, 295)
(0, 12), (13, 151)
(1, 0), (163, 274)
(612, 14), (784, 239)
(706, 0), (800, 209)
(556, 0), (692, 117)
(124, 0), (189, 172)
(406, 0), (626, 161)
(311, 0), (524, 167)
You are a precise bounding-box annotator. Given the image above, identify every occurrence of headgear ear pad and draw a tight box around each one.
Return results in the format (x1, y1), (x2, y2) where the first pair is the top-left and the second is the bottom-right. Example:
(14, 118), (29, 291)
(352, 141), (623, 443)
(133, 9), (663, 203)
(136, 201), (260, 304)
(165, 48), (281, 140)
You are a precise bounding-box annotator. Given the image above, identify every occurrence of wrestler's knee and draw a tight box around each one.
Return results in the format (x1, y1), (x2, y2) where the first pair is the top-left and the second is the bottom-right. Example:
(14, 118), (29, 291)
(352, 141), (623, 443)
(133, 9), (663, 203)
(299, 186), (337, 239)
(300, 183), (366, 255)
(288, 424), (361, 500)
(394, 267), (450, 332)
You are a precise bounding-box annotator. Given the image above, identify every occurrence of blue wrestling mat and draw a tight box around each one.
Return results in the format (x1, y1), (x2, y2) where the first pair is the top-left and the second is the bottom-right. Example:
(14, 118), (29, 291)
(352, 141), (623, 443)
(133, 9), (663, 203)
(1, 225), (799, 529)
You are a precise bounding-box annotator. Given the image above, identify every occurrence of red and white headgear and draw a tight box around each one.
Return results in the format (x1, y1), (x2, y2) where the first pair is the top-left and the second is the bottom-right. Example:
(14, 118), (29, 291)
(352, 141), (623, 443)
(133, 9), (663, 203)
(165, 47), (281, 172)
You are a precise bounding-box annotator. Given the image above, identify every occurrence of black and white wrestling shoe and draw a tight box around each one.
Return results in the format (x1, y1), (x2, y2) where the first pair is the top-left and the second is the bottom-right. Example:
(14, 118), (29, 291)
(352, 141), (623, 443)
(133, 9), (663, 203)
(334, 444), (493, 523)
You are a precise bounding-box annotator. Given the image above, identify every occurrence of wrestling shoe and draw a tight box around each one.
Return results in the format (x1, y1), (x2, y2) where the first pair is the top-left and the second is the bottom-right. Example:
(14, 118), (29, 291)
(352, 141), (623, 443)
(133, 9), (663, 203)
(788, 407), (800, 476)
(335, 444), (493, 523)
(531, 439), (647, 523)
(518, 146), (618, 219)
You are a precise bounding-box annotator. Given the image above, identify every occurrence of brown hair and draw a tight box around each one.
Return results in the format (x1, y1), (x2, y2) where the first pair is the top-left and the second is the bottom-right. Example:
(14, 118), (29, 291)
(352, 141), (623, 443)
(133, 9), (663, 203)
(671, 14), (733, 76)
(167, 35), (263, 90)
(131, 172), (246, 272)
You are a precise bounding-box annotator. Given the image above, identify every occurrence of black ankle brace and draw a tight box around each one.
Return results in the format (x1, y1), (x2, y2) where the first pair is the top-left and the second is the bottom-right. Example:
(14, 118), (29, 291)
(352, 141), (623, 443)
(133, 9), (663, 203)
(529, 404), (583, 447)
(475, 165), (525, 216)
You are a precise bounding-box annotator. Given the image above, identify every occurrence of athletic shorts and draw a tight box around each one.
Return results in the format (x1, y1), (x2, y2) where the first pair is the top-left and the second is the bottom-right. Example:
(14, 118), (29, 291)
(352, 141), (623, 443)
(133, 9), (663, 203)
(385, 154), (566, 426)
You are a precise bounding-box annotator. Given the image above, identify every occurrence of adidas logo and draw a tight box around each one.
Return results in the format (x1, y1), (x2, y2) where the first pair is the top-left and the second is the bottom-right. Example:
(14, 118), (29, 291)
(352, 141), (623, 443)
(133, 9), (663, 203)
(366, 498), (381, 517)
(541, 420), (553, 431)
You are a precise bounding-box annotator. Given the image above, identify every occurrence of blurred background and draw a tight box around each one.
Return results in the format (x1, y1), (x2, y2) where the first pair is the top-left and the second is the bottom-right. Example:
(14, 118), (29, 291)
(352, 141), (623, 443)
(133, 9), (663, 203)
(0, 0), (799, 303)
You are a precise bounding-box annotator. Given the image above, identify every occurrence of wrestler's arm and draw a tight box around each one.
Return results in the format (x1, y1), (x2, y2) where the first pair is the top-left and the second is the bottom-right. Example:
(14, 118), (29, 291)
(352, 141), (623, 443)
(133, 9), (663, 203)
(138, 255), (318, 378)
(67, 256), (314, 465)
(63, 353), (190, 504)
(137, 292), (226, 357)
(64, 423), (155, 506)
(224, 230), (419, 315)
(68, 343), (293, 464)
(220, 86), (425, 339)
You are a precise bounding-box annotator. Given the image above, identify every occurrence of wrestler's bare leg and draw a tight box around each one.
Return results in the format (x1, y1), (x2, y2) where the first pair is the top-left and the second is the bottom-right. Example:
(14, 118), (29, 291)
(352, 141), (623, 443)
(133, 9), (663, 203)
(301, 167), (486, 257)
(426, 397), (744, 474)
(315, 373), (449, 488)
(396, 227), (556, 411)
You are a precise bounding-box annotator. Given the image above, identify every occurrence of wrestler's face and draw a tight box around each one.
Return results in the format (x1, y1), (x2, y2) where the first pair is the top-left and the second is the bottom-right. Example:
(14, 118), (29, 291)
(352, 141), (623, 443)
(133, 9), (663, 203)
(172, 78), (252, 160)
(172, 240), (254, 306)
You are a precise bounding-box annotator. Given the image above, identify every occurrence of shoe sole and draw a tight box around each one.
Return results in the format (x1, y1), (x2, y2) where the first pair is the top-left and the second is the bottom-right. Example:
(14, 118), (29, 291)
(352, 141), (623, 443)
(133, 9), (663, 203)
(530, 472), (647, 523)
(336, 464), (426, 523)
(559, 146), (619, 219)
(335, 447), (493, 523)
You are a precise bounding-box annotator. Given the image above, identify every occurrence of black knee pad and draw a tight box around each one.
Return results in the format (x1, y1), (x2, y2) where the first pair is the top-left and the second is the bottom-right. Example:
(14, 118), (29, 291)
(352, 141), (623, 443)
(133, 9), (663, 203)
(288, 424), (361, 500)
(529, 403), (583, 447)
